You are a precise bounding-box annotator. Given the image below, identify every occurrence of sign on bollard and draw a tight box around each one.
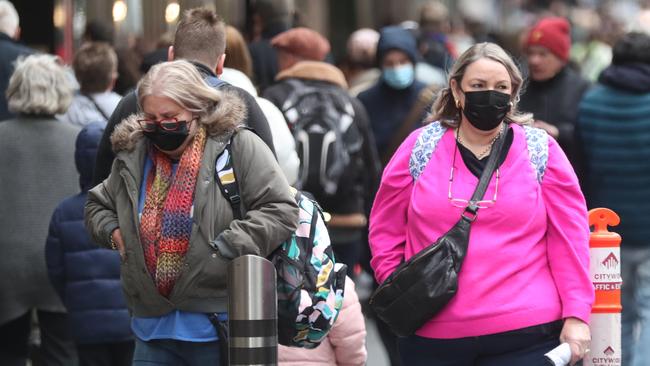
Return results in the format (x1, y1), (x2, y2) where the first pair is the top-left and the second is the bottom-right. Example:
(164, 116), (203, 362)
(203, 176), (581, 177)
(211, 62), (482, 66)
(228, 255), (278, 366)
(585, 208), (622, 366)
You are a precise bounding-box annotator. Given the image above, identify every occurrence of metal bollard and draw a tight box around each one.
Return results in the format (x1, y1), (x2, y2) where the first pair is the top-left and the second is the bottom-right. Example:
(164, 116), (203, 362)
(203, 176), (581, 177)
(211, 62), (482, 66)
(585, 208), (622, 366)
(228, 255), (278, 365)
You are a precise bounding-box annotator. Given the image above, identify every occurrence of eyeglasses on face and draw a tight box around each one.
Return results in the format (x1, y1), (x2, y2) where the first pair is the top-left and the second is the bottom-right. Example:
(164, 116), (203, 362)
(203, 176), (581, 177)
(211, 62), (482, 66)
(137, 117), (191, 132)
(448, 165), (499, 209)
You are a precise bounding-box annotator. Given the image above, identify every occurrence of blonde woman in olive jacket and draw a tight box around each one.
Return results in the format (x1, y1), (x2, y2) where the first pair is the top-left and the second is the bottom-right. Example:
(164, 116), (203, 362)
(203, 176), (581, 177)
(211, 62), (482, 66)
(85, 60), (298, 365)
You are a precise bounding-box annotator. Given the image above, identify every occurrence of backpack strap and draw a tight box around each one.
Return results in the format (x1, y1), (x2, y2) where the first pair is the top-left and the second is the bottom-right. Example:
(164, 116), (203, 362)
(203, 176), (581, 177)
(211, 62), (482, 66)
(281, 79), (310, 123)
(409, 123), (549, 183)
(383, 84), (439, 165)
(215, 135), (243, 220)
(522, 125), (549, 182)
(81, 93), (110, 120)
(409, 121), (448, 180)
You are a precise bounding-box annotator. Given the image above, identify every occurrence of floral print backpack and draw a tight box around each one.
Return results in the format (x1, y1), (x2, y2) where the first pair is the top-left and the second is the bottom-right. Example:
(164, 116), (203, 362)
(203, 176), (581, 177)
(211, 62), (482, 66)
(215, 132), (347, 348)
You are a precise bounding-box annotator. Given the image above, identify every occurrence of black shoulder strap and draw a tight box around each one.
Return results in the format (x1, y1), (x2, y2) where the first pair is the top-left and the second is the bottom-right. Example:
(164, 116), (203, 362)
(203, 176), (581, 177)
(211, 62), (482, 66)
(82, 93), (110, 120)
(215, 134), (243, 220)
(214, 128), (257, 220)
(462, 126), (507, 222)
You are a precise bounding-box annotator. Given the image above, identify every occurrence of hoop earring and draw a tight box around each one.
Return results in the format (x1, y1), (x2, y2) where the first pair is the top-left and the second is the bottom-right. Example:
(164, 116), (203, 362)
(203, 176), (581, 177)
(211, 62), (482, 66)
(455, 99), (461, 109)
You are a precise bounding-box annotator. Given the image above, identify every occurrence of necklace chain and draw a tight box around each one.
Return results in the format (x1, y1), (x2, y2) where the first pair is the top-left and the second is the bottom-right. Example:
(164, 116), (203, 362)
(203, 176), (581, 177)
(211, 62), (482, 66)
(457, 124), (504, 159)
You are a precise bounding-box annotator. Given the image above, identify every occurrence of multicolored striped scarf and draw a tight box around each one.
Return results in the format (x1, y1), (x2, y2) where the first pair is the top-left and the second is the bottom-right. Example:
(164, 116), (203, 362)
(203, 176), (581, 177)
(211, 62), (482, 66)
(140, 127), (206, 297)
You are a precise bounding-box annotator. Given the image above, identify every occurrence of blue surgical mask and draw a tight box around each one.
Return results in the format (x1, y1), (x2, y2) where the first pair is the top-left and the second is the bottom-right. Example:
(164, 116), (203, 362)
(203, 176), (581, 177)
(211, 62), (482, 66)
(383, 64), (415, 90)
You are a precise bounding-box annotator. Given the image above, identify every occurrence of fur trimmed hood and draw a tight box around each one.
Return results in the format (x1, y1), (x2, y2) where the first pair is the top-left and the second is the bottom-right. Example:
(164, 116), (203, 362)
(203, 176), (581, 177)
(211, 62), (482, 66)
(111, 89), (247, 153)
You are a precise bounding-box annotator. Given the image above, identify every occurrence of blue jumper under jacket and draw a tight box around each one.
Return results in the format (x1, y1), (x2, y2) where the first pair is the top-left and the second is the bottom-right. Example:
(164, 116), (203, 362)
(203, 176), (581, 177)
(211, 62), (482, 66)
(578, 63), (650, 248)
(45, 122), (133, 344)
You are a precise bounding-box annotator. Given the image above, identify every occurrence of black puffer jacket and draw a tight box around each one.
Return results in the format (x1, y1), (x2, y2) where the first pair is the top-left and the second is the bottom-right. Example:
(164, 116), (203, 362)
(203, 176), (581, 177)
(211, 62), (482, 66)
(520, 66), (590, 179)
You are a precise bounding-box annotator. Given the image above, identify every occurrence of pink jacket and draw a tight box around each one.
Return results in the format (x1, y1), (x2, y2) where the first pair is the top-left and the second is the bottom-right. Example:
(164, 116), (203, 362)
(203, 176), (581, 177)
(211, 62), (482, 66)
(278, 277), (367, 366)
(369, 123), (594, 339)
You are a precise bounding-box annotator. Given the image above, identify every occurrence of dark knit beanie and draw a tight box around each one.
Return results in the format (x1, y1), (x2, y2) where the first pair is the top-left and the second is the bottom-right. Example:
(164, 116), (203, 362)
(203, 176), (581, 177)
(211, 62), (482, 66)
(525, 17), (571, 62)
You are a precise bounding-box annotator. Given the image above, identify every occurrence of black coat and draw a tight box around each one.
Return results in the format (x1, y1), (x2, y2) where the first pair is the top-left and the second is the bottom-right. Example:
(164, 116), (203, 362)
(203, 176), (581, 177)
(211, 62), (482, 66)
(91, 62), (276, 186)
(519, 67), (590, 179)
(357, 79), (427, 160)
(248, 23), (289, 93)
(0, 33), (34, 121)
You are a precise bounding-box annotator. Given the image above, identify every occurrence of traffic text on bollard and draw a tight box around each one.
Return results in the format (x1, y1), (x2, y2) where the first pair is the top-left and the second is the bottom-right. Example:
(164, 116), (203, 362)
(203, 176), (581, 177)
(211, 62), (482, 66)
(228, 255), (278, 365)
(585, 208), (622, 366)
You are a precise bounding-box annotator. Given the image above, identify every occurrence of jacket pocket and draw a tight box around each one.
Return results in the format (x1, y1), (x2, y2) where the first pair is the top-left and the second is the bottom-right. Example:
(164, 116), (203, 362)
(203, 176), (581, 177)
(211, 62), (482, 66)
(191, 248), (229, 297)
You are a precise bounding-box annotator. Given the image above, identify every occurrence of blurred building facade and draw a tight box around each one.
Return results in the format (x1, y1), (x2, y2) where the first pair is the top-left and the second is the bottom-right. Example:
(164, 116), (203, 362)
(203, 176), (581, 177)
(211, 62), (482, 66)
(11, 0), (647, 64)
(14, 0), (454, 64)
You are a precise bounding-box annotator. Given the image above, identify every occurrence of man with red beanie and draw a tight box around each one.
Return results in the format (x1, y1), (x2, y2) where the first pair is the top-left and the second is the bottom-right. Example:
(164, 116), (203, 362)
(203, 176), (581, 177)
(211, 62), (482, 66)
(520, 17), (590, 183)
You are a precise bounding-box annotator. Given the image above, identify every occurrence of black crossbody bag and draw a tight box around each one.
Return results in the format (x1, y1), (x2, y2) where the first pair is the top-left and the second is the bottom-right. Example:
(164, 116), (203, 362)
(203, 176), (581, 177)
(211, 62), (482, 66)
(369, 129), (506, 337)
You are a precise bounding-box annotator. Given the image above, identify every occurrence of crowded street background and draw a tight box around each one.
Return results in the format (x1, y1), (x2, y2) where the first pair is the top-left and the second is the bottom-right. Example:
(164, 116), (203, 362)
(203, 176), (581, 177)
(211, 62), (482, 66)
(1, 0), (650, 365)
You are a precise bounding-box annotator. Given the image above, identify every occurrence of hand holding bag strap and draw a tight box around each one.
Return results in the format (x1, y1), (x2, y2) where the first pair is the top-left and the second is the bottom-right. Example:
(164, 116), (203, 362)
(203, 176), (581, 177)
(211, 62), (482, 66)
(461, 123), (508, 222)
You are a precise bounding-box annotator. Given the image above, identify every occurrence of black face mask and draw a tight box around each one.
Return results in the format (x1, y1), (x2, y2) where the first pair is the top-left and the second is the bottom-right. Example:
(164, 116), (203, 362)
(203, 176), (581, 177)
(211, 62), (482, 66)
(143, 124), (189, 151)
(461, 90), (511, 131)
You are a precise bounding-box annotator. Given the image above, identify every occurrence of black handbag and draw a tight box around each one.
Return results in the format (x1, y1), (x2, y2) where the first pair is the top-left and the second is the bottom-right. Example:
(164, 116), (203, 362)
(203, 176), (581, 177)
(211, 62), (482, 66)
(369, 129), (506, 337)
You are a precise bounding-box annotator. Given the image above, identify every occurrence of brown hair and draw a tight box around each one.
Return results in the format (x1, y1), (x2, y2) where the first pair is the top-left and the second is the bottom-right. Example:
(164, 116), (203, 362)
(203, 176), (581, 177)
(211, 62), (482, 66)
(173, 7), (226, 68)
(430, 42), (533, 128)
(224, 25), (253, 78)
(73, 42), (118, 93)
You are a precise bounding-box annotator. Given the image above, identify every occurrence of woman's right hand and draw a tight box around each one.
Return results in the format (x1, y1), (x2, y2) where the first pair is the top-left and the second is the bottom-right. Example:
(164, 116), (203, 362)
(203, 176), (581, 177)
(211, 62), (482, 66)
(560, 317), (591, 365)
(111, 229), (126, 261)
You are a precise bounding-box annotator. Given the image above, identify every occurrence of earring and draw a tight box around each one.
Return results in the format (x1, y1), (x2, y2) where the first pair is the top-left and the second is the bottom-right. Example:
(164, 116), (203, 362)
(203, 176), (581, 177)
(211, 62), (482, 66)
(455, 99), (460, 109)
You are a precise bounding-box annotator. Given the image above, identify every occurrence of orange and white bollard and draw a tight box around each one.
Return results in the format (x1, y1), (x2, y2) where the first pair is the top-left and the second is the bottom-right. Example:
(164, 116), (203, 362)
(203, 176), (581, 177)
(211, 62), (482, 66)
(585, 208), (622, 366)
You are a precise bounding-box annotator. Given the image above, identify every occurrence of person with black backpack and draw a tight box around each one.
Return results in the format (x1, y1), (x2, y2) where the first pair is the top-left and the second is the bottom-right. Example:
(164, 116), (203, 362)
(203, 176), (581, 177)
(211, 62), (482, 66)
(262, 27), (381, 278)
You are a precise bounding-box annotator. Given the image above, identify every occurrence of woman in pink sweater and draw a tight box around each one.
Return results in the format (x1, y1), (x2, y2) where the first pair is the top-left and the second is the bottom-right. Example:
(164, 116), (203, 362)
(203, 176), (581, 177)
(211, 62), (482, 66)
(369, 43), (594, 365)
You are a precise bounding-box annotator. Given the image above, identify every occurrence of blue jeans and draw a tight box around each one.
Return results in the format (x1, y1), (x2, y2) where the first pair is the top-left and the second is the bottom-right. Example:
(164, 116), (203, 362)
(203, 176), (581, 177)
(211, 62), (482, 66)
(132, 338), (221, 365)
(621, 247), (650, 366)
(397, 321), (562, 366)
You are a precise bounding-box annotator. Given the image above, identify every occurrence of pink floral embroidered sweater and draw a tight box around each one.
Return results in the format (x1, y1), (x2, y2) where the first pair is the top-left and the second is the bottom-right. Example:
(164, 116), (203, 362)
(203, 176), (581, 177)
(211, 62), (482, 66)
(369, 123), (594, 339)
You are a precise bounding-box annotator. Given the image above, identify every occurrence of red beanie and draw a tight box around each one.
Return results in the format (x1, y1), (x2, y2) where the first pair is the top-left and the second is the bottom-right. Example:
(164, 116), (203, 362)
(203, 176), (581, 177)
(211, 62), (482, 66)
(525, 17), (571, 62)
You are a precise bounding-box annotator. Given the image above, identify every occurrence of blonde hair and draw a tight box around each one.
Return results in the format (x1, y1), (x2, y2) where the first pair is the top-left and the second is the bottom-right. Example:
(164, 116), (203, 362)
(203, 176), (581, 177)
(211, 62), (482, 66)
(431, 42), (533, 128)
(6, 54), (74, 115)
(137, 60), (228, 135)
